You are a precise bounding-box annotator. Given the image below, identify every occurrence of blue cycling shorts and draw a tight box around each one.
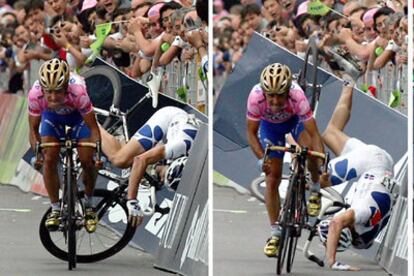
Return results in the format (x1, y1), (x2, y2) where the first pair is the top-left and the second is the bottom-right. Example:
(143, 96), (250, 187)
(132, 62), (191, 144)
(40, 111), (91, 140)
(259, 116), (304, 159)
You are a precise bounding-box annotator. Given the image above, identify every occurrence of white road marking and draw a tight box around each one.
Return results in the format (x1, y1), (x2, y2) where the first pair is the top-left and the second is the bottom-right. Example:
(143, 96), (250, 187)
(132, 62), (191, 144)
(0, 208), (31, 213)
(214, 209), (247, 214)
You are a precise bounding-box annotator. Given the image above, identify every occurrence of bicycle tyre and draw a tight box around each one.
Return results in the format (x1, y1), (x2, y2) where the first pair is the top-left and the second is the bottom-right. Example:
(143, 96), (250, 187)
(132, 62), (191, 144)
(39, 189), (136, 263)
(286, 175), (306, 273)
(81, 65), (122, 128)
(277, 173), (297, 275)
(299, 36), (319, 112)
(67, 155), (77, 270)
(250, 174), (290, 203)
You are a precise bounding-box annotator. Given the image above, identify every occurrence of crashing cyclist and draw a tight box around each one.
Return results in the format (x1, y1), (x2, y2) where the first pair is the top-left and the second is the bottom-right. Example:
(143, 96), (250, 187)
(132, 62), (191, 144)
(28, 58), (102, 233)
(99, 106), (200, 227)
(317, 80), (395, 271)
(246, 63), (325, 258)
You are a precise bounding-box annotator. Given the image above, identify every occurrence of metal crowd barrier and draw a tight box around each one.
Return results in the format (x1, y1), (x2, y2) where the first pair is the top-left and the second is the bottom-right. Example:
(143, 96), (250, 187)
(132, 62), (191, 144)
(356, 62), (407, 115)
(161, 57), (207, 115)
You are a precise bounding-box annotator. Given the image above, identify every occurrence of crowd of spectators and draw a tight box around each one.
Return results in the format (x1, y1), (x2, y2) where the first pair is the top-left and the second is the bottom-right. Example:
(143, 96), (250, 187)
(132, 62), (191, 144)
(0, 0), (208, 110)
(213, 0), (407, 112)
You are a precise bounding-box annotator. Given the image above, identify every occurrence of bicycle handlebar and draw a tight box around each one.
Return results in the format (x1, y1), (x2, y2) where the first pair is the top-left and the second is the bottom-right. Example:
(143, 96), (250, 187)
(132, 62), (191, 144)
(33, 140), (101, 170)
(266, 145), (329, 172)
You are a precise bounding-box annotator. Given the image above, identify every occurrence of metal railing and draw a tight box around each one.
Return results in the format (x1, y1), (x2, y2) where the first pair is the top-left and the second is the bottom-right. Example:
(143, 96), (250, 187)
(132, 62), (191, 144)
(161, 56), (207, 114)
(356, 62), (407, 115)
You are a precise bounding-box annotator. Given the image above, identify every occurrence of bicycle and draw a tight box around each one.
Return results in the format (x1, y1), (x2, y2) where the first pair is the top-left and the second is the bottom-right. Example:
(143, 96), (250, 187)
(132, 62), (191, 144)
(37, 116), (169, 269)
(262, 144), (329, 275)
(35, 127), (101, 270)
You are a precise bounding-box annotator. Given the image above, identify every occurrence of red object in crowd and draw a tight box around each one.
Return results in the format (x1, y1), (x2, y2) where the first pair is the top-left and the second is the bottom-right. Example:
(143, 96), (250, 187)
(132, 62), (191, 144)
(368, 85), (376, 97)
(42, 33), (67, 61)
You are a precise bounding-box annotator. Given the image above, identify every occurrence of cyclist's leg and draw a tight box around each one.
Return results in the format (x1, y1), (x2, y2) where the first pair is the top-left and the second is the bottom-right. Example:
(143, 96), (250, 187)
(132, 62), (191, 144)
(39, 112), (63, 205)
(292, 120), (322, 216)
(265, 157), (284, 227)
(322, 84), (354, 156)
(40, 112), (63, 229)
(41, 136), (61, 203)
(259, 120), (288, 227)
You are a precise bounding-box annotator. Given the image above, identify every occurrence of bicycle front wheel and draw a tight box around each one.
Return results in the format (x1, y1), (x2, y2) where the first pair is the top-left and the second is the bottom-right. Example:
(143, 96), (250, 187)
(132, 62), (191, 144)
(277, 173), (299, 275)
(39, 189), (136, 263)
(250, 174), (290, 203)
(67, 157), (77, 270)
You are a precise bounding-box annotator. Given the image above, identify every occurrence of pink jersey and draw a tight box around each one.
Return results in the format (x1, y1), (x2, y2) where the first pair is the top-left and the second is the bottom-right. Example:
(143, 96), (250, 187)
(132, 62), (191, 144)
(28, 73), (93, 116)
(246, 82), (313, 123)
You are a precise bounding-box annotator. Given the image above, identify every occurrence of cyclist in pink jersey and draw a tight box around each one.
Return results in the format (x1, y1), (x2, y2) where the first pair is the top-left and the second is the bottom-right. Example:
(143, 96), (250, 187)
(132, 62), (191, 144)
(28, 59), (101, 233)
(246, 63), (325, 258)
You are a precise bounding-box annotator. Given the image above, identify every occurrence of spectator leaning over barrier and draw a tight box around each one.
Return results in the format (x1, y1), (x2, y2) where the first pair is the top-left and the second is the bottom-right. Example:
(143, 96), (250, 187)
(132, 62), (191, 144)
(98, 106), (200, 227)
(150, 1), (183, 72)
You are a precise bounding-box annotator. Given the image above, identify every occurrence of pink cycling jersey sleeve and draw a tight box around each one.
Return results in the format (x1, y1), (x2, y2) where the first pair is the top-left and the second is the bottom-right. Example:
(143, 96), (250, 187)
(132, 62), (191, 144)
(28, 81), (46, 116)
(246, 84), (264, 121)
(68, 74), (93, 116)
(289, 83), (313, 122)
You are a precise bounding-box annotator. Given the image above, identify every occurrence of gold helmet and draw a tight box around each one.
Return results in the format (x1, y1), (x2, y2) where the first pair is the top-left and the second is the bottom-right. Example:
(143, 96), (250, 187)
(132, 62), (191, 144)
(260, 63), (292, 95)
(38, 58), (70, 91)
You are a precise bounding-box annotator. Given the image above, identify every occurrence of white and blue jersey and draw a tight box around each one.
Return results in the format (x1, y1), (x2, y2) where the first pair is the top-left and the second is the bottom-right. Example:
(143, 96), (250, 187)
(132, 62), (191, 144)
(328, 138), (394, 249)
(132, 106), (198, 160)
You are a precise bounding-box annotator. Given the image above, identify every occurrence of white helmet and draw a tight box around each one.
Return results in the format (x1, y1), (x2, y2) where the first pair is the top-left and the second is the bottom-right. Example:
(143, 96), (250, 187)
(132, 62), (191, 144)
(164, 156), (187, 191)
(318, 219), (352, 252)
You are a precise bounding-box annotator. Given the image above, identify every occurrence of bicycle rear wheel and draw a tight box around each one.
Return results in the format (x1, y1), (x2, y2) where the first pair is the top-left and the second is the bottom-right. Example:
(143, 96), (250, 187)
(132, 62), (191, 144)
(39, 189), (136, 263)
(298, 36), (319, 112)
(81, 65), (122, 128)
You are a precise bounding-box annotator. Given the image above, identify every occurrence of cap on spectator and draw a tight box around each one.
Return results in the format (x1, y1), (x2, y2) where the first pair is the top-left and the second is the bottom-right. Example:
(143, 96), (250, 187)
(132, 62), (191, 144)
(81, 0), (97, 12)
(295, 1), (309, 19)
(362, 7), (379, 23)
(214, 0), (224, 7)
(148, 2), (165, 22)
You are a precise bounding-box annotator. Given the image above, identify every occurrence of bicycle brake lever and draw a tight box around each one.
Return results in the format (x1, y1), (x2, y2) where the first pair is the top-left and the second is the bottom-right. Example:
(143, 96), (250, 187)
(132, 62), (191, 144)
(263, 145), (270, 163)
(323, 152), (330, 173)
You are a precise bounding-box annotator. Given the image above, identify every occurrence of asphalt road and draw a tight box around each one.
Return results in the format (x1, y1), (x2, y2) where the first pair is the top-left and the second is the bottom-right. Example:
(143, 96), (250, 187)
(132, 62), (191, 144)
(0, 184), (171, 276)
(213, 185), (389, 276)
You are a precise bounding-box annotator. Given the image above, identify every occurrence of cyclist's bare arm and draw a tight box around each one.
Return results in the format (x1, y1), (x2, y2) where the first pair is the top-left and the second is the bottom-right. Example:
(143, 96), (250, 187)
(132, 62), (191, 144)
(82, 111), (101, 143)
(28, 114), (41, 151)
(302, 118), (325, 156)
(246, 118), (264, 159)
(326, 209), (357, 269)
